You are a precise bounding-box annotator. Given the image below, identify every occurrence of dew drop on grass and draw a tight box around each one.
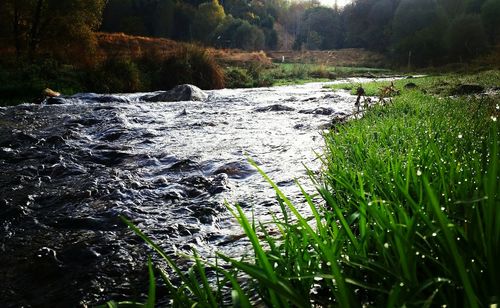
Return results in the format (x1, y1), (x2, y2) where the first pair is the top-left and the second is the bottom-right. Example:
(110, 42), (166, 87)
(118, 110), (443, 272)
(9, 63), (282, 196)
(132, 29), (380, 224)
(384, 243), (389, 249)
(440, 207), (445, 211)
(399, 282), (404, 287)
(432, 232), (437, 237)
(417, 170), (422, 176)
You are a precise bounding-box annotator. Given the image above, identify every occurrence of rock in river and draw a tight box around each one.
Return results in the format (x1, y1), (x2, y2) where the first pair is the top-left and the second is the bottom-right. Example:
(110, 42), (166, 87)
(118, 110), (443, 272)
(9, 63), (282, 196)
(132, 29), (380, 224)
(143, 84), (208, 102)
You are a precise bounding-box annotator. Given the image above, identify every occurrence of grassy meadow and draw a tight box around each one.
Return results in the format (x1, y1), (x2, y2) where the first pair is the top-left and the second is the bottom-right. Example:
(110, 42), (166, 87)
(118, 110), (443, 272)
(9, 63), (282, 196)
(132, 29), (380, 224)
(108, 71), (500, 307)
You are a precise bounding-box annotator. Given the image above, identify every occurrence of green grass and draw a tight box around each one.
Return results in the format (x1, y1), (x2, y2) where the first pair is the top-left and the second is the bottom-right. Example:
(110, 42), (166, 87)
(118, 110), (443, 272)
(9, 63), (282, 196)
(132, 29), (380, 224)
(330, 70), (500, 96)
(109, 71), (499, 307)
(224, 63), (392, 89)
(267, 63), (391, 86)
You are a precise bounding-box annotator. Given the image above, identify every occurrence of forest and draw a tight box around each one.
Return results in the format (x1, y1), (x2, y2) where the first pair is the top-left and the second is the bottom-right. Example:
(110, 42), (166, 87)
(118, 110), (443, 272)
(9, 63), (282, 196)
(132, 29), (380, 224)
(0, 0), (499, 66)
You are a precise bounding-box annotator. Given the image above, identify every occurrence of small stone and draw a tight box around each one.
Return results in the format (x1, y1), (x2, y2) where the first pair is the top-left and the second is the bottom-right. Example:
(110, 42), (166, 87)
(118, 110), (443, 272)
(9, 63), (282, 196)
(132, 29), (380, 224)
(404, 82), (417, 89)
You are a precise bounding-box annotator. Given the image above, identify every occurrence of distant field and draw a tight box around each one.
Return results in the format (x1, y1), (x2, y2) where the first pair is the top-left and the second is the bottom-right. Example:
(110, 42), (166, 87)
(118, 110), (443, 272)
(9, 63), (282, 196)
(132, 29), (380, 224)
(268, 49), (386, 67)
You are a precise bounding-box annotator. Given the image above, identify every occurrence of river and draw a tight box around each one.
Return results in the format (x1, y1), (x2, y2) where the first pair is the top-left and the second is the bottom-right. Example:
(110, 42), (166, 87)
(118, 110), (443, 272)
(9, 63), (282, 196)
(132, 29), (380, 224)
(0, 81), (370, 306)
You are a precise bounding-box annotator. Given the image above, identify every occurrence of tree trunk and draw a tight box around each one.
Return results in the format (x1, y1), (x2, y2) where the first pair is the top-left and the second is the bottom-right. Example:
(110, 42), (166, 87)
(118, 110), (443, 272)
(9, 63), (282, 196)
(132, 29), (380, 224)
(13, 2), (21, 58)
(29, 0), (44, 60)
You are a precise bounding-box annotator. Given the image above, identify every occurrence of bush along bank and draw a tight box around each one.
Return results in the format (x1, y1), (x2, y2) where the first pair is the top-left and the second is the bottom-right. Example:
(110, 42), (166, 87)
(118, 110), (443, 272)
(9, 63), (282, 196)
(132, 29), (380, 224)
(0, 45), (225, 106)
(103, 72), (500, 306)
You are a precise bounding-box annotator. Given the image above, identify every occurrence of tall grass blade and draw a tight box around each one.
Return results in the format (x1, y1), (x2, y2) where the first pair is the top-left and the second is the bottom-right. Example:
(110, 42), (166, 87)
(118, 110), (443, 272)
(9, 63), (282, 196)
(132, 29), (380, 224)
(146, 256), (156, 308)
(424, 178), (478, 308)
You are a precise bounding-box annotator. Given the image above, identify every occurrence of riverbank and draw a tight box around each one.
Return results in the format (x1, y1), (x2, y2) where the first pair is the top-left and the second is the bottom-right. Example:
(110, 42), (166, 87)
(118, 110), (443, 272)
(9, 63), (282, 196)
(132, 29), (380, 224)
(111, 71), (500, 306)
(0, 59), (388, 107)
(0, 33), (390, 106)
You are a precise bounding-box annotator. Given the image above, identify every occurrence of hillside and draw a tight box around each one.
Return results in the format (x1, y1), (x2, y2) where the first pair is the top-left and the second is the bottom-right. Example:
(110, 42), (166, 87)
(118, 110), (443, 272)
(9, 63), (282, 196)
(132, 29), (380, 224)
(96, 32), (385, 68)
(96, 32), (272, 66)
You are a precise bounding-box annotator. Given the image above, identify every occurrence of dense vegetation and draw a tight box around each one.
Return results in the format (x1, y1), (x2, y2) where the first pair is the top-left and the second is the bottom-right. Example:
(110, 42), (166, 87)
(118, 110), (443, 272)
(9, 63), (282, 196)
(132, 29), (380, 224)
(110, 71), (500, 307)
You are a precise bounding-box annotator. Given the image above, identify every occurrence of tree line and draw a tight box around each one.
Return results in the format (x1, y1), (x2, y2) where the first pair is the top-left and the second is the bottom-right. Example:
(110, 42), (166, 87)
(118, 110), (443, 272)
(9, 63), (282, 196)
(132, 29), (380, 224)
(0, 0), (499, 67)
(343, 0), (500, 66)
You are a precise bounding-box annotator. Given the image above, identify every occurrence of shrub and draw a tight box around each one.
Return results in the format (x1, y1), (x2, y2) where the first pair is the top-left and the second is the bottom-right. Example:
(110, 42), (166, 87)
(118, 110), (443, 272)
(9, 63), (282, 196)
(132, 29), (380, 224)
(224, 67), (254, 88)
(155, 45), (225, 90)
(89, 57), (142, 93)
(0, 58), (86, 105)
(309, 64), (333, 79)
(246, 61), (273, 87)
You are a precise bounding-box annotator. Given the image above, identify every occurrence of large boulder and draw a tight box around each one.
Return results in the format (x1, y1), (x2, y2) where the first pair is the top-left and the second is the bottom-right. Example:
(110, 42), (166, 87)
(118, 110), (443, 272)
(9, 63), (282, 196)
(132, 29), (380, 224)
(143, 84), (208, 102)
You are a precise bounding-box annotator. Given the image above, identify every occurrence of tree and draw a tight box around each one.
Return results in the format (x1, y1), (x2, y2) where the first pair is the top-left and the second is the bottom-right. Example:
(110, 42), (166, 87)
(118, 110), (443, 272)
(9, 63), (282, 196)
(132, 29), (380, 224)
(101, 0), (175, 38)
(0, 0), (33, 57)
(438, 0), (466, 18)
(38, 0), (106, 61)
(481, 0), (500, 44)
(172, 2), (197, 41)
(294, 6), (343, 50)
(192, 0), (226, 43)
(212, 17), (265, 50)
(100, 0), (135, 33)
(0, 0), (105, 62)
(447, 14), (488, 61)
(465, 0), (487, 13)
(235, 21), (265, 50)
(343, 0), (399, 52)
(151, 0), (175, 38)
(392, 0), (449, 66)
(343, 0), (373, 48)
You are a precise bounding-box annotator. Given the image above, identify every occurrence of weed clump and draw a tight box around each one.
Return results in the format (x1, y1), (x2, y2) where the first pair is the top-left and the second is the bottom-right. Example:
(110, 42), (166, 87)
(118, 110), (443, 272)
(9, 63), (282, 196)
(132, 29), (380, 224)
(155, 45), (225, 90)
(88, 57), (142, 93)
(224, 67), (254, 88)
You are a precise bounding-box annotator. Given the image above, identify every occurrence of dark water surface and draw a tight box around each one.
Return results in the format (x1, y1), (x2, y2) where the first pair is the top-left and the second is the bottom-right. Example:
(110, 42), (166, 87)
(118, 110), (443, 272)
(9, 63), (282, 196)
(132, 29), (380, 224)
(0, 82), (364, 307)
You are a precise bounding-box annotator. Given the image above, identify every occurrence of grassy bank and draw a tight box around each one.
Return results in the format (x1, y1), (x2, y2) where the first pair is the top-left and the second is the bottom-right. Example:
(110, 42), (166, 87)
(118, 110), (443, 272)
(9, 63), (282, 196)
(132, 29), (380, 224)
(108, 71), (499, 307)
(329, 70), (500, 96)
(0, 60), (389, 106)
(224, 63), (391, 88)
(0, 44), (389, 106)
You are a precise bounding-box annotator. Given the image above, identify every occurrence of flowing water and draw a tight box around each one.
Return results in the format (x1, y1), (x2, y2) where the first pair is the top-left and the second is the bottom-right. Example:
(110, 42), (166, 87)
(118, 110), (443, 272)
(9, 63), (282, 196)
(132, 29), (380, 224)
(0, 81), (372, 307)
